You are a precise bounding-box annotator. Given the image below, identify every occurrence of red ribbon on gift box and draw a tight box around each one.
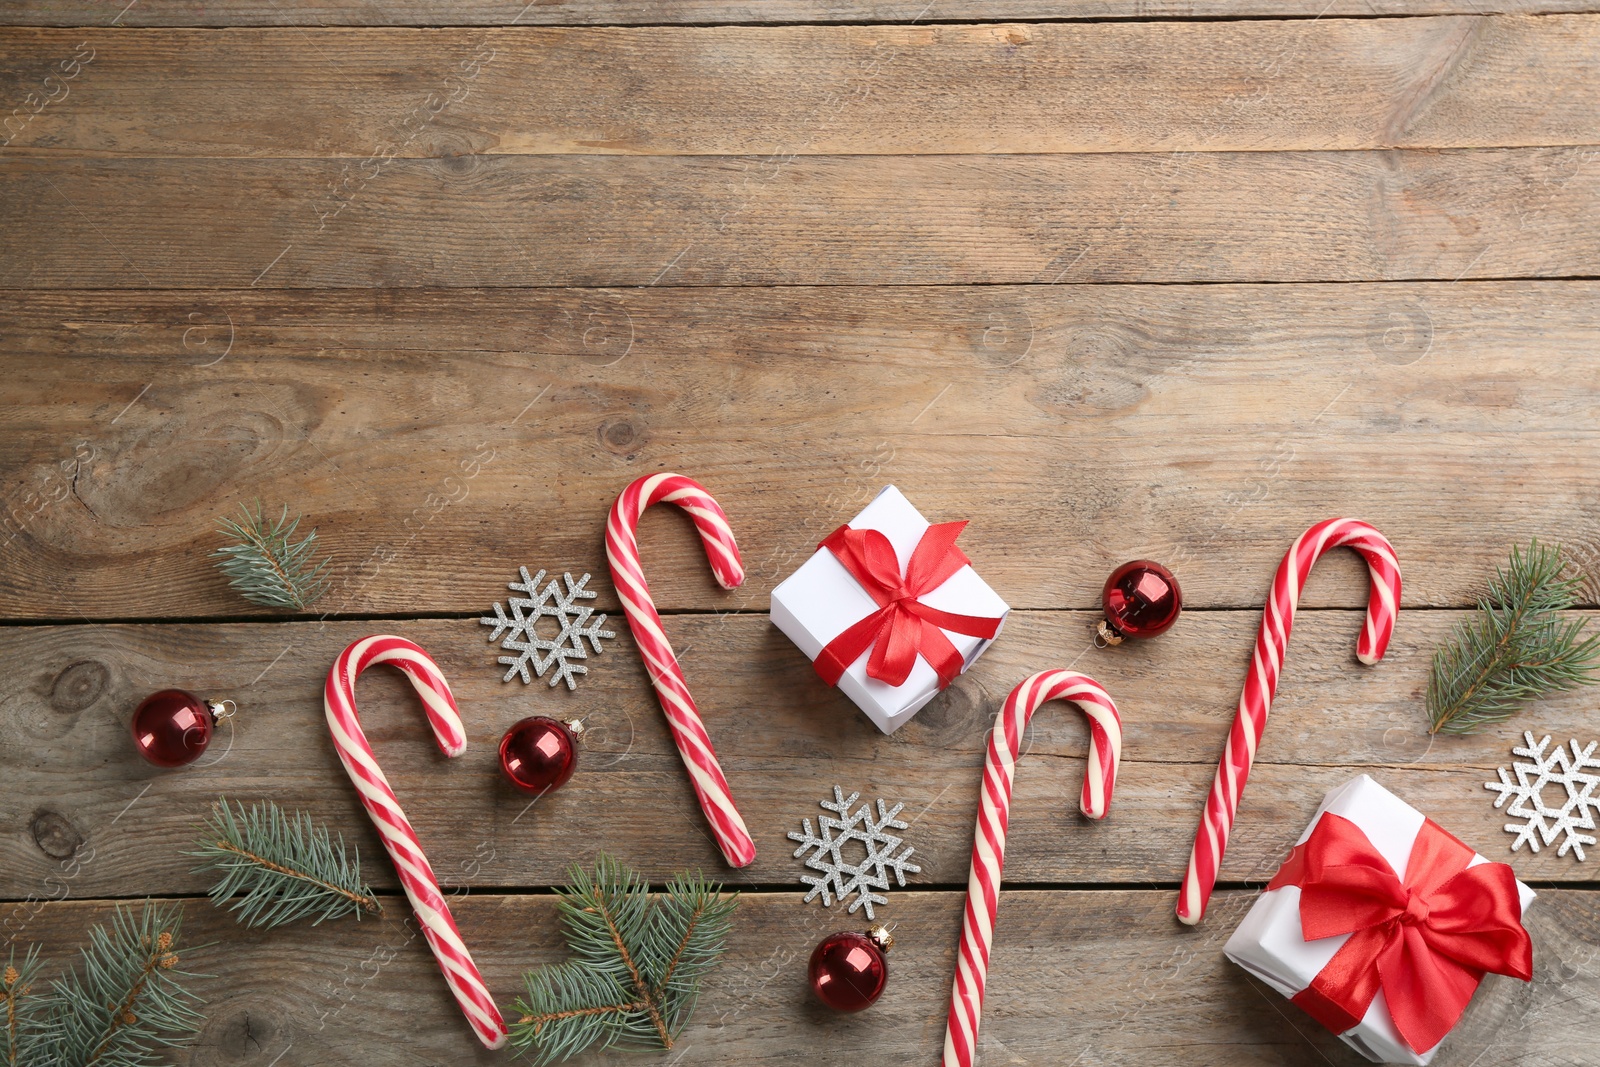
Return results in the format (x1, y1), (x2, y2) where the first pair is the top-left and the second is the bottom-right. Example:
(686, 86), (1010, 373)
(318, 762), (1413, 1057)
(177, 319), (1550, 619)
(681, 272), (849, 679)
(812, 520), (1002, 690)
(1267, 811), (1533, 1054)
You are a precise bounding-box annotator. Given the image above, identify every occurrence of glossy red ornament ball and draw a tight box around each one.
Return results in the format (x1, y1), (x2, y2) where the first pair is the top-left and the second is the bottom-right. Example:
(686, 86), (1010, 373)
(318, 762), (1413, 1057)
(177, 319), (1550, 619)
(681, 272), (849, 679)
(498, 716), (582, 795)
(808, 927), (892, 1012)
(130, 689), (223, 767)
(1098, 559), (1182, 644)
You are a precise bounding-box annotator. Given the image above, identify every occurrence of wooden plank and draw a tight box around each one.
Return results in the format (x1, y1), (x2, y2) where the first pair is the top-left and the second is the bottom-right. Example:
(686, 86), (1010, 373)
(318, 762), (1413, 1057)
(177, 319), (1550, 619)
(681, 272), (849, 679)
(5, 20), (1599, 157)
(4, 0), (1599, 26)
(5, 889), (1591, 1065)
(4, 149), (1598, 289)
(3, 613), (1595, 901)
(2, 283), (1598, 619)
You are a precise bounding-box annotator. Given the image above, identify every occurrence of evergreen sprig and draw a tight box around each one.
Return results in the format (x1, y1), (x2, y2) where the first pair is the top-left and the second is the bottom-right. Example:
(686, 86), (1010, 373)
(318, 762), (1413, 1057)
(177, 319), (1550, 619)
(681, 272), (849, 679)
(21, 901), (203, 1067)
(1427, 539), (1600, 734)
(211, 503), (330, 610)
(188, 798), (381, 929)
(3, 946), (46, 1066)
(509, 855), (738, 1066)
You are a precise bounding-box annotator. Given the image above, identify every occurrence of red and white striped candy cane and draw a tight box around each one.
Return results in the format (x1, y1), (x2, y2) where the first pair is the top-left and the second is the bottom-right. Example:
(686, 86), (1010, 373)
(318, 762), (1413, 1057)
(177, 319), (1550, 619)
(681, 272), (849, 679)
(1176, 517), (1401, 926)
(606, 473), (756, 868)
(944, 670), (1123, 1067)
(324, 635), (508, 1050)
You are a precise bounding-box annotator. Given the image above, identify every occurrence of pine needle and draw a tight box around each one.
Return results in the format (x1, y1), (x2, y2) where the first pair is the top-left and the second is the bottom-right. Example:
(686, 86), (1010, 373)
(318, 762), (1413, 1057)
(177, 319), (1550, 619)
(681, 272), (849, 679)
(28, 901), (204, 1067)
(510, 855), (738, 1066)
(211, 503), (330, 610)
(187, 798), (382, 928)
(1427, 539), (1600, 734)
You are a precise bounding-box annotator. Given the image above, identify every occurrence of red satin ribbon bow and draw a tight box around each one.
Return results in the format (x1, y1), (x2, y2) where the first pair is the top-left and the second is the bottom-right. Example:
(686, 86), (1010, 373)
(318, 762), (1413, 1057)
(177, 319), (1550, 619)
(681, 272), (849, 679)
(1268, 811), (1533, 1054)
(812, 521), (1001, 689)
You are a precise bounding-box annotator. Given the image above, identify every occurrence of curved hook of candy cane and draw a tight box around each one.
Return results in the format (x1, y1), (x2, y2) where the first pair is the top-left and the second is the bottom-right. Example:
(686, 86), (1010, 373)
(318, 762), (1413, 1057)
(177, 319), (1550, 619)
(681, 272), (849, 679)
(943, 670), (1123, 1067)
(605, 473), (756, 868)
(324, 635), (509, 1050)
(1176, 518), (1401, 927)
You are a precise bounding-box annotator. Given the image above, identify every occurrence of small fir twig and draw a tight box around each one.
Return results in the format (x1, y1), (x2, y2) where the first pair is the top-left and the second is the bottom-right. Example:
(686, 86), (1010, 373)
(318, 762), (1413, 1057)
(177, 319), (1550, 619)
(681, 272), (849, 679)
(509, 855), (738, 1066)
(1427, 539), (1600, 734)
(2, 947), (44, 1067)
(30, 901), (204, 1067)
(211, 503), (330, 610)
(188, 798), (381, 928)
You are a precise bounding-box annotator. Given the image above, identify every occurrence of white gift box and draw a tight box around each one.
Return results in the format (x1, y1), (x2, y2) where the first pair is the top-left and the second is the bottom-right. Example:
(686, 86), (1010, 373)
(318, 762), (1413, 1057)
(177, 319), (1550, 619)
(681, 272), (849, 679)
(769, 486), (1009, 734)
(1224, 775), (1535, 1065)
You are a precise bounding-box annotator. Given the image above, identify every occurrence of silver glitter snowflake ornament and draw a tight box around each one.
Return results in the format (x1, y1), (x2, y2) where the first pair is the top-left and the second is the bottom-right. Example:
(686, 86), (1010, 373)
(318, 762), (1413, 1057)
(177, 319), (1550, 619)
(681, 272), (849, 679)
(481, 567), (615, 690)
(788, 785), (921, 919)
(1485, 730), (1600, 860)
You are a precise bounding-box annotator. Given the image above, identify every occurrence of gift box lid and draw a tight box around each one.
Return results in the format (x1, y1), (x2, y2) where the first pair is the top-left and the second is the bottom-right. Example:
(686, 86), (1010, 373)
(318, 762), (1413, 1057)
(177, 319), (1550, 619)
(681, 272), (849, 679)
(773, 486), (1008, 657)
(1292, 776), (1536, 911)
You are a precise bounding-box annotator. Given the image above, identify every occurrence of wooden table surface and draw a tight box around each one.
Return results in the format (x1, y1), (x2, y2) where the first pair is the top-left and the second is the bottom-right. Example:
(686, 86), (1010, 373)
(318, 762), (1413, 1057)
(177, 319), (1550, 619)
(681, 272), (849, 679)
(4, 4), (1599, 1065)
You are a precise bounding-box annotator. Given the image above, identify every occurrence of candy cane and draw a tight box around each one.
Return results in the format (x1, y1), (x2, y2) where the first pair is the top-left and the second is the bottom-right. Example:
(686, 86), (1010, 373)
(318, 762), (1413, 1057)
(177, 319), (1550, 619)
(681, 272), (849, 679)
(1176, 517), (1401, 926)
(943, 670), (1123, 1067)
(606, 473), (756, 868)
(324, 635), (508, 1050)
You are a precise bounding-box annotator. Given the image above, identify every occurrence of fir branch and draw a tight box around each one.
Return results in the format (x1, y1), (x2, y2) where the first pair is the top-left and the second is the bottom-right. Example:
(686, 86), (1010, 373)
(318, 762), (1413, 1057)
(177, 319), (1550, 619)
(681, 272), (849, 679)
(513, 961), (646, 1066)
(1427, 539), (1600, 734)
(2, 947), (45, 1067)
(648, 872), (737, 1038)
(211, 503), (330, 610)
(509, 855), (738, 1066)
(32, 901), (204, 1067)
(187, 798), (381, 928)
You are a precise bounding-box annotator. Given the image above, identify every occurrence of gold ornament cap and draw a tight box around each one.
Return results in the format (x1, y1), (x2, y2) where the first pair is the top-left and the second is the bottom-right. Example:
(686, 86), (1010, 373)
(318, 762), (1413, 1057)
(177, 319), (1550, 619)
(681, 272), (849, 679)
(1093, 619), (1126, 647)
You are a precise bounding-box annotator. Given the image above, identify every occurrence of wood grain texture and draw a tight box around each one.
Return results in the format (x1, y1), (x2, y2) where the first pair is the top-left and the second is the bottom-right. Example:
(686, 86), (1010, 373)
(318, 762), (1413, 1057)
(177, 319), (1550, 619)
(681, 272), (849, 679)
(5, 148), (1598, 289)
(4, 0), (1600, 26)
(3, 284), (1597, 619)
(3, 613), (1596, 900)
(4, 11), (1598, 1065)
(6, 889), (1593, 1066)
(4, 19), (1599, 157)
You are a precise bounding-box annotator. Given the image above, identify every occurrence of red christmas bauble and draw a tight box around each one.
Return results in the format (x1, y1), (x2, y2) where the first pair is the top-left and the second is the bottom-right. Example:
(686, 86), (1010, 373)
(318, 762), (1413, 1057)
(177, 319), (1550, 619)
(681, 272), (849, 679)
(808, 927), (891, 1012)
(130, 689), (223, 767)
(1099, 559), (1182, 643)
(498, 716), (582, 795)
